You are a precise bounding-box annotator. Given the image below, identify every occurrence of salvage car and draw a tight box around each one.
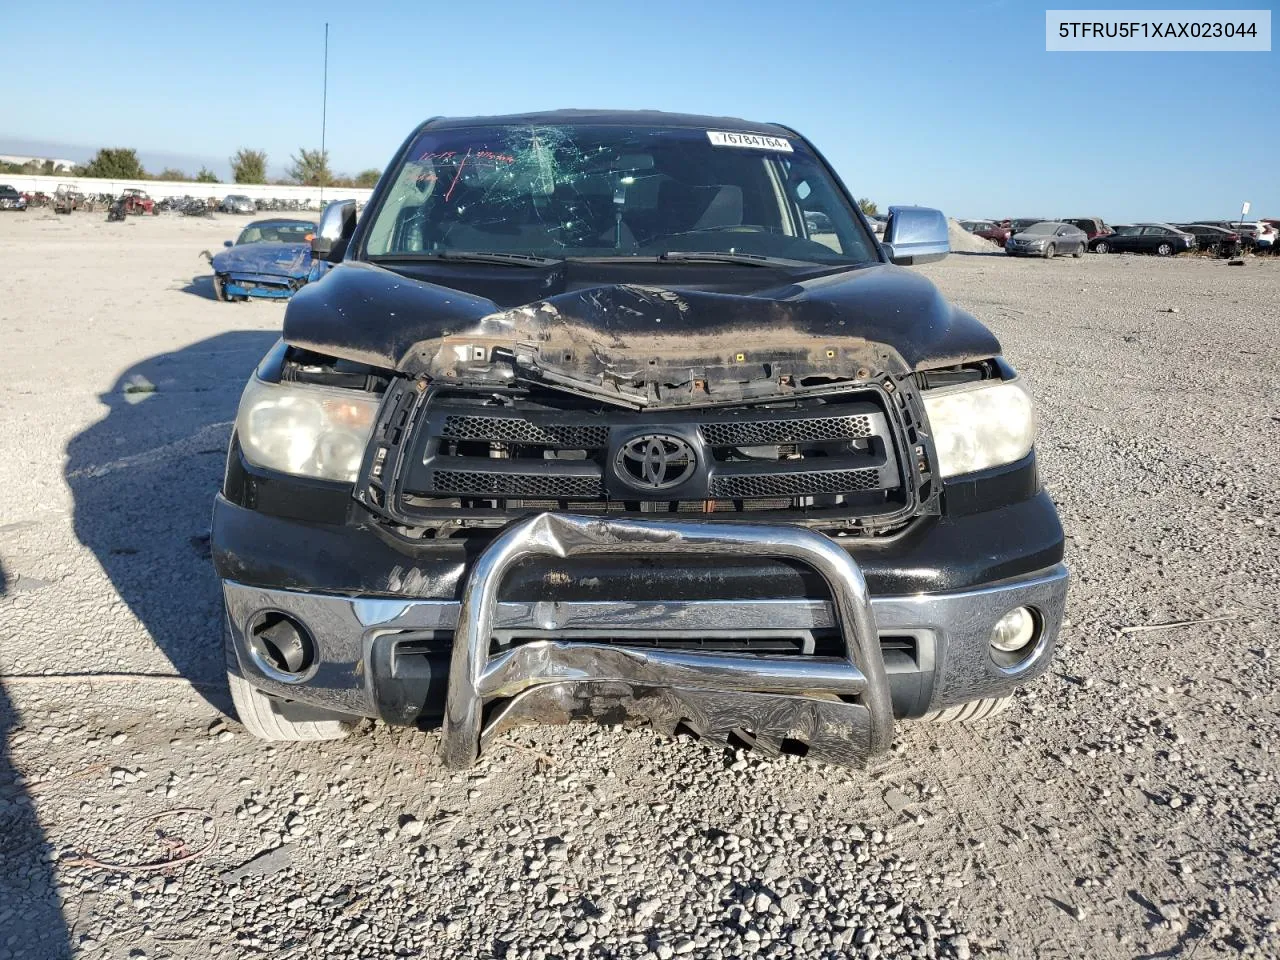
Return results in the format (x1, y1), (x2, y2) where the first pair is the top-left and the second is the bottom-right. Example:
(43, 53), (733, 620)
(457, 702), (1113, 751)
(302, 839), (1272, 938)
(975, 221), (1012, 245)
(221, 194), (257, 215)
(214, 111), (1067, 768)
(1175, 223), (1241, 257)
(1060, 217), (1112, 242)
(958, 220), (1008, 246)
(207, 218), (317, 301)
(1004, 221), (1087, 258)
(0, 184), (26, 211)
(1091, 223), (1195, 256)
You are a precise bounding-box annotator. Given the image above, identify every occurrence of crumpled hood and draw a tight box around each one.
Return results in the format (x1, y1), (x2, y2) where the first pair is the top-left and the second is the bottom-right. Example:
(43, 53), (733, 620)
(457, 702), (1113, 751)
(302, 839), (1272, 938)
(212, 242), (311, 278)
(283, 260), (1001, 403)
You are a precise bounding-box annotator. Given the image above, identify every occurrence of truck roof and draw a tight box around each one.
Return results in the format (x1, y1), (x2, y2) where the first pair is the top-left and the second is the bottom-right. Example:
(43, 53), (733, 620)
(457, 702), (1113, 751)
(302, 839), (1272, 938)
(422, 109), (795, 137)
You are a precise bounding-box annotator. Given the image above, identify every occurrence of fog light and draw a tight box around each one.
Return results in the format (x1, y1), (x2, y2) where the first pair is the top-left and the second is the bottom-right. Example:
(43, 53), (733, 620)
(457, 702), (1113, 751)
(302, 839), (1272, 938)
(990, 607), (1036, 653)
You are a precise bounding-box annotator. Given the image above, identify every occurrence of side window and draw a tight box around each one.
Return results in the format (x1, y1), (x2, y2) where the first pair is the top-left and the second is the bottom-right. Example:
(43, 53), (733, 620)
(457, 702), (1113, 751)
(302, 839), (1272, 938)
(1140, 226), (1162, 236)
(787, 173), (849, 254)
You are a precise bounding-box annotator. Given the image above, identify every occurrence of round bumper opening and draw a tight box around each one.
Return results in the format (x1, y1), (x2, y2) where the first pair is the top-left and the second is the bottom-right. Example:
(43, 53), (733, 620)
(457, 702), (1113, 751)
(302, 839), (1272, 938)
(246, 611), (317, 684)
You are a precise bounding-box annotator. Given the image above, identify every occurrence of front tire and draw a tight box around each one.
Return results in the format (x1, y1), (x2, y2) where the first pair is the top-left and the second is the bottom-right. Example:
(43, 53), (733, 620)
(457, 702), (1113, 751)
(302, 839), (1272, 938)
(1043, 243), (1056, 259)
(1156, 242), (1174, 257)
(212, 274), (228, 302)
(1093, 240), (1110, 254)
(224, 619), (354, 741)
(924, 696), (1013, 723)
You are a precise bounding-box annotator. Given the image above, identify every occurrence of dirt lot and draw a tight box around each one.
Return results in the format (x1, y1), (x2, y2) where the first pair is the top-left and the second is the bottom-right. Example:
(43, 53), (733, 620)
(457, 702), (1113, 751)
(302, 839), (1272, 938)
(1, 211), (1278, 960)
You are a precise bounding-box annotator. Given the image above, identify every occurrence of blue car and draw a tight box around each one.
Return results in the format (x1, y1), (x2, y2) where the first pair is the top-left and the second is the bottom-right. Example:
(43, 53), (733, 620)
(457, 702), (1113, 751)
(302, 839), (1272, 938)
(210, 218), (317, 301)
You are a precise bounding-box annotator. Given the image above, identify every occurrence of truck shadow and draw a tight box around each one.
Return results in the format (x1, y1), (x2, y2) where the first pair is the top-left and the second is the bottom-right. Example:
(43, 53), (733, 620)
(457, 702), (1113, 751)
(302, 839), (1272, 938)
(0, 560), (72, 958)
(64, 331), (280, 716)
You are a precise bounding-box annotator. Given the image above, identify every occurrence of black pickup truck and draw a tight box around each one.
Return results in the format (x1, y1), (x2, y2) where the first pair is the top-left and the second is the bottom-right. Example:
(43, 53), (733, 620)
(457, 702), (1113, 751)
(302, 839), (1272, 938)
(213, 110), (1067, 768)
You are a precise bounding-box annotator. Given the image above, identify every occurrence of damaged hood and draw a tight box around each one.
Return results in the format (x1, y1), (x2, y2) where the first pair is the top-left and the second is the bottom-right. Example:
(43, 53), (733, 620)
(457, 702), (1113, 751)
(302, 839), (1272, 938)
(284, 260), (1000, 405)
(213, 242), (312, 279)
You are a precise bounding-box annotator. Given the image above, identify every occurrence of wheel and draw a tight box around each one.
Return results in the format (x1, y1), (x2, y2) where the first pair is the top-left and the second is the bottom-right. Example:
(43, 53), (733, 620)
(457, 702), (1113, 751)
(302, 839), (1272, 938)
(1156, 242), (1174, 257)
(1093, 240), (1110, 254)
(1072, 243), (1084, 258)
(1043, 243), (1056, 259)
(212, 274), (228, 302)
(923, 696), (1013, 723)
(224, 617), (354, 741)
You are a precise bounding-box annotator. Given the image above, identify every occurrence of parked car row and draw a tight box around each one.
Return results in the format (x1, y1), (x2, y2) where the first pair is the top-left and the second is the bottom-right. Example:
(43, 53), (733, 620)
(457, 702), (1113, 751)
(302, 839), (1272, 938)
(960, 216), (1278, 258)
(0, 188), (330, 217)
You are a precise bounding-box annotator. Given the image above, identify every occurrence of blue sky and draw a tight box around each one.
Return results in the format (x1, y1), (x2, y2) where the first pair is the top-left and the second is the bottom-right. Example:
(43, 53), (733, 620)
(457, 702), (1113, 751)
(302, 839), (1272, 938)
(3, 0), (1275, 221)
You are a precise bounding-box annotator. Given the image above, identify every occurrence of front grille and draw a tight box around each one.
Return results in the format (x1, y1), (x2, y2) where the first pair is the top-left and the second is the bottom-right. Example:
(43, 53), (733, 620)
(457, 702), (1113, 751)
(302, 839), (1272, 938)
(432, 470), (606, 499)
(442, 415), (610, 447)
(700, 415), (873, 445)
(366, 382), (917, 527)
(710, 467), (881, 499)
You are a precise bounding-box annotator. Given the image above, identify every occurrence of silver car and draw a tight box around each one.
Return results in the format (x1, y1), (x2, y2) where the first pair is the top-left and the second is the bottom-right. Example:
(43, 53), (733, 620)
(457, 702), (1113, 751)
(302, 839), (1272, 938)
(221, 194), (257, 215)
(1004, 220), (1088, 259)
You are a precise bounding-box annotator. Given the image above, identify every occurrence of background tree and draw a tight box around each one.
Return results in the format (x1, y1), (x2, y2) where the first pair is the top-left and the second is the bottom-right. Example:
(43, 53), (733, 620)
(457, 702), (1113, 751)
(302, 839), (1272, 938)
(195, 167), (219, 183)
(156, 167), (188, 182)
(355, 168), (381, 188)
(82, 148), (145, 180)
(287, 148), (332, 187)
(858, 198), (879, 216)
(231, 148), (267, 184)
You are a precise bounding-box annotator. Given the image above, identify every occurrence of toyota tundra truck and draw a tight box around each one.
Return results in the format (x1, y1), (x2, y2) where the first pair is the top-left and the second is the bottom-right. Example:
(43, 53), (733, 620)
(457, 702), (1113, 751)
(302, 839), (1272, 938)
(213, 110), (1067, 768)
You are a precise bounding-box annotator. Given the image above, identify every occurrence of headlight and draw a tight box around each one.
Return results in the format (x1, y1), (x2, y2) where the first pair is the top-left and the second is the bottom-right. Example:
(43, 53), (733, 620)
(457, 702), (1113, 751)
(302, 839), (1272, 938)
(235, 377), (380, 482)
(922, 378), (1035, 478)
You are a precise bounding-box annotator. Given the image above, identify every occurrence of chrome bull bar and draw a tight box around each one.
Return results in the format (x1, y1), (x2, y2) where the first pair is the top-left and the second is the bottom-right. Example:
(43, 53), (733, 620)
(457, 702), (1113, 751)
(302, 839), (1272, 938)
(440, 513), (894, 768)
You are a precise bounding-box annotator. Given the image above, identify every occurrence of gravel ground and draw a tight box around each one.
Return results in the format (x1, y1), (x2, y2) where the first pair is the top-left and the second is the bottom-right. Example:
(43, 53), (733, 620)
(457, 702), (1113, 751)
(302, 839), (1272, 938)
(1, 211), (1278, 959)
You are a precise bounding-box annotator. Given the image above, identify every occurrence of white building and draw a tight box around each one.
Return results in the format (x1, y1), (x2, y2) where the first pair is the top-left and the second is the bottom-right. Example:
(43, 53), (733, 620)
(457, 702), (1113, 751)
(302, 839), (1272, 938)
(0, 154), (78, 171)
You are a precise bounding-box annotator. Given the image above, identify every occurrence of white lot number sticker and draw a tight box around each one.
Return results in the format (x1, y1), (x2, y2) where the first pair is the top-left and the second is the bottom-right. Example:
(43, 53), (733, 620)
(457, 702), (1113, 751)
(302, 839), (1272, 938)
(706, 131), (793, 152)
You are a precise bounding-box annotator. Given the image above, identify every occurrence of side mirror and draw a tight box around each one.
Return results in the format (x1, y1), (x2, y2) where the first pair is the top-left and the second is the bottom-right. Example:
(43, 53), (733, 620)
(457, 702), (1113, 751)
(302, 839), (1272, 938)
(223, 240), (233, 247)
(881, 205), (949, 266)
(312, 199), (358, 263)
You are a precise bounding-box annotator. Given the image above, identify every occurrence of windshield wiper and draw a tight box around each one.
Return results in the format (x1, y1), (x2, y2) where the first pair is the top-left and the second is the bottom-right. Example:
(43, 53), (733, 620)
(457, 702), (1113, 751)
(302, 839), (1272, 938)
(370, 251), (563, 267)
(656, 251), (815, 267)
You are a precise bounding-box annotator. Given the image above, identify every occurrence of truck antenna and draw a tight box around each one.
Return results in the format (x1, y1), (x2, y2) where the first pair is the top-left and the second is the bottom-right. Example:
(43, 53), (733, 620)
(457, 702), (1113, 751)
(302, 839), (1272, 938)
(320, 22), (329, 205)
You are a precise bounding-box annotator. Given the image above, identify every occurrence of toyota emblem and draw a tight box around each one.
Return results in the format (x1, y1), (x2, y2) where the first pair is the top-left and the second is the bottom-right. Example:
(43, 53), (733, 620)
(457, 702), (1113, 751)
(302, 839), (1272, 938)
(614, 434), (697, 491)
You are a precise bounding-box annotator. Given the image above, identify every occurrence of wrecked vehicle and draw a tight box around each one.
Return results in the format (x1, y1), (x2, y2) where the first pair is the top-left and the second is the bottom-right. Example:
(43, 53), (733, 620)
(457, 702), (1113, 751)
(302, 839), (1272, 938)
(120, 188), (155, 215)
(214, 111), (1067, 768)
(206, 218), (317, 300)
(0, 184), (27, 211)
(53, 184), (82, 214)
(221, 194), (257, 215)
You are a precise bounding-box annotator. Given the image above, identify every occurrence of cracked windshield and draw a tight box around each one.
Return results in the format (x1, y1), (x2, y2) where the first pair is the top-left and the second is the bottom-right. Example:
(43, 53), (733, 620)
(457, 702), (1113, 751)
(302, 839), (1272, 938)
(363, 124), (877, 263)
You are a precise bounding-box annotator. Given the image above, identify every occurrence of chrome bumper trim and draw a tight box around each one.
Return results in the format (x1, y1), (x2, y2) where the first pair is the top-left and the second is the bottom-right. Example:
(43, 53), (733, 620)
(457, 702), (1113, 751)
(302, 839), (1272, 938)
(222, 552), (1069, 762)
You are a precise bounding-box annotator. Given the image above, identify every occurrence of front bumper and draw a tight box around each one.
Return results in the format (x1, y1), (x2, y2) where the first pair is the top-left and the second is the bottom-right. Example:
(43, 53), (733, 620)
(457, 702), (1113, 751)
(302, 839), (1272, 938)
(222, 273), (303, 299)
(223, 512), (1067, 767)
